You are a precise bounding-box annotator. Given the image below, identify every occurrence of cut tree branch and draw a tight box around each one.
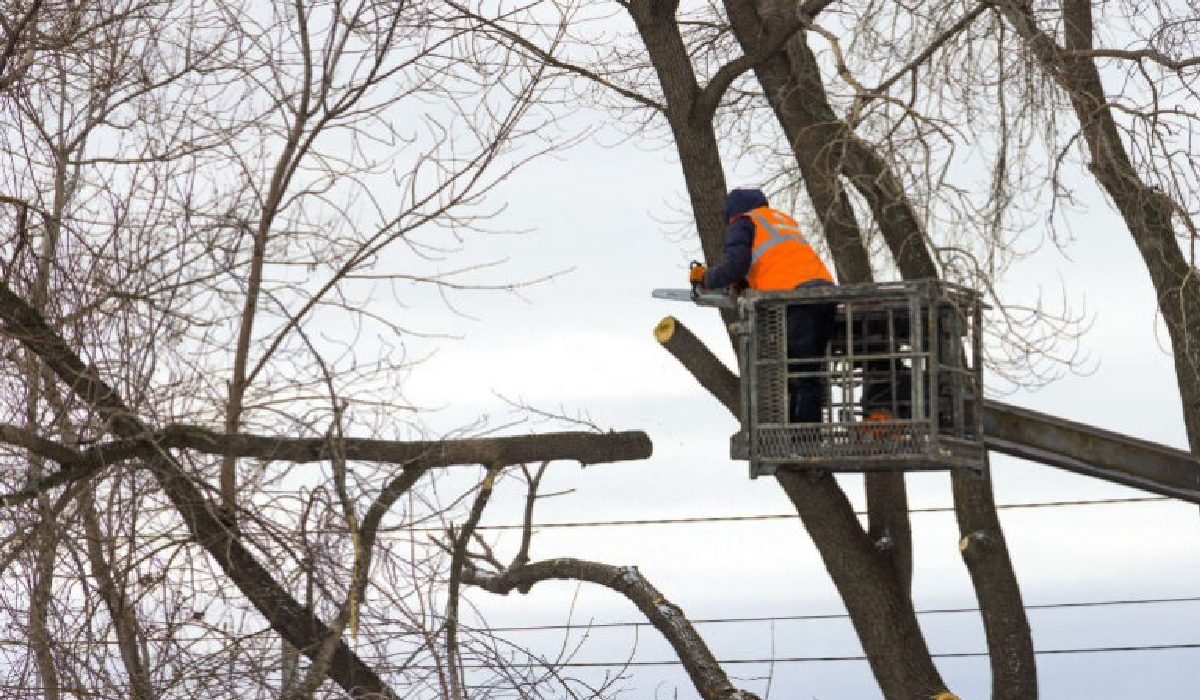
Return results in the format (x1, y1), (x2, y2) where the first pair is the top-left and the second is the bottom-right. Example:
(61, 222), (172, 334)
(0, 424), (651, 505)
(654, 316), (739, 416)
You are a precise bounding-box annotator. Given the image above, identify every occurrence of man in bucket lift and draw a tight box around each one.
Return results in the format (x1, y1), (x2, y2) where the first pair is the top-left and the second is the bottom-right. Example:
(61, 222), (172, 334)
(689, 188), (837, 423)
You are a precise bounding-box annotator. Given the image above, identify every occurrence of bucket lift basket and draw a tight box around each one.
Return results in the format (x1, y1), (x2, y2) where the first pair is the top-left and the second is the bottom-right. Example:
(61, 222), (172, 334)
(730, 280), (986, 478)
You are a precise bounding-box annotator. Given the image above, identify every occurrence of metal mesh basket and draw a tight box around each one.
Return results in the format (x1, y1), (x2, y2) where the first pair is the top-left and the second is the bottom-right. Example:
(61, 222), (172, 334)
(731, 280), (986, 478)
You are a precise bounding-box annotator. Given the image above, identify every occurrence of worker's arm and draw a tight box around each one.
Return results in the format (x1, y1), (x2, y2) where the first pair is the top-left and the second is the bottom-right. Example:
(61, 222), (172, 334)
(703, 218), (753, 289)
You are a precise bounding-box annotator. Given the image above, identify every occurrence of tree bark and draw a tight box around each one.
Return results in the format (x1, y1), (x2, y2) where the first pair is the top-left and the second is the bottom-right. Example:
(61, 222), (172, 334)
(655, 316), (741, 413)
(626, 0), (730, 261)
(1, 425), (651, 505)
(725, 0), (874, 285)
(776, 470), (948, 698)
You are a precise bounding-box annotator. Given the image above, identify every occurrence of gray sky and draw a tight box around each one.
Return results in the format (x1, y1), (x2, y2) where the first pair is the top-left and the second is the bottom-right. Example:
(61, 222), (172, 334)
(387, 109), (1200, 699)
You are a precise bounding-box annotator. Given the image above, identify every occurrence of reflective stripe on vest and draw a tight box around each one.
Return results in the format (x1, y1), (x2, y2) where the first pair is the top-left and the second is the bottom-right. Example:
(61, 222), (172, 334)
(749, 212), (807, 263)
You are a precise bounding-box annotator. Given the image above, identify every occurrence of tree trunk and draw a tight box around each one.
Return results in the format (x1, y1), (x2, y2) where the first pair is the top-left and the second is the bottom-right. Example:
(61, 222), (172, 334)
(1056, 0), (1200, 452)
(725, 2), (1036, 695)
(629, 1), (730, 260)
(777, 470), (949, 699)
(657, 317), (950, 698)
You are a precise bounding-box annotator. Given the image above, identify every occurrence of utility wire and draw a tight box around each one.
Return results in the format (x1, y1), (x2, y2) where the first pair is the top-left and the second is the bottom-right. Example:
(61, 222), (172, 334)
(406, 495), (1171, 532)
(63, 495), (1171, 546)
(482, 594), (1200, 632)
(446, 642), (1200, 668)
(165, 494), (1176, 544)
(4, 593), (1191, 645)
(0, 643), (1196, 680)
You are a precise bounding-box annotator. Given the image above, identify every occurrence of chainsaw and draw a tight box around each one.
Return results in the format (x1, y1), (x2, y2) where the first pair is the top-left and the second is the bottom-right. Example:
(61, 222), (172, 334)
(651, 261), (738, 308)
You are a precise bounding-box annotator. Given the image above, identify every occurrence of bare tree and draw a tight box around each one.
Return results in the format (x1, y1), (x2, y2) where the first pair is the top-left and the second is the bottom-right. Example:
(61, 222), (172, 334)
(440, 1), (1200, 699)
(0, 1), (651, 698)
(3, 1), (1196, 698)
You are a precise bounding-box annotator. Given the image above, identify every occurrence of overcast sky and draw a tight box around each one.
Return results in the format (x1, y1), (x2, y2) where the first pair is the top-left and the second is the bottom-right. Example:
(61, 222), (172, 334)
(387, 107), (1200, 698)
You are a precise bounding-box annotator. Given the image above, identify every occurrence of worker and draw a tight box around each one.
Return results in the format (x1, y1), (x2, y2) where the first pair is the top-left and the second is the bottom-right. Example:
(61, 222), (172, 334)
(689, 188), (837, 423)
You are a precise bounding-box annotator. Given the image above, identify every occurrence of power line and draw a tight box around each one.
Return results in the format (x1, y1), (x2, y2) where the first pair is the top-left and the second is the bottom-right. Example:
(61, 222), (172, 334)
(482, 594), (1200, 633)
(436, 495), (1171, 532)
(450, 642), (1200, 668)
(192, 495), (1171, 538)
(1, 643), (1195, 683)
(1, 595), (1195, 647)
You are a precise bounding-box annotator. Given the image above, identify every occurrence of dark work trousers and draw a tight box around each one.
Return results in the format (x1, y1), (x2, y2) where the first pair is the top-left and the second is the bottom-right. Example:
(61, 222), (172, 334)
(786, 281), (837, 423)
(861, 309), (913, 420)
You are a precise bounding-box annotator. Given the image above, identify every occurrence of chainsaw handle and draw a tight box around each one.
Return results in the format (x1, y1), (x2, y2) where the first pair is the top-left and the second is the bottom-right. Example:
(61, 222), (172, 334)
(689, 260), (703, 300)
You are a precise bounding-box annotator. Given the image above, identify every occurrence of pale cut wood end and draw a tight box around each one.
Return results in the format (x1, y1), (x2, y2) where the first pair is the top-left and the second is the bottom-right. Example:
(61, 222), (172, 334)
(654, 316), (677, 344)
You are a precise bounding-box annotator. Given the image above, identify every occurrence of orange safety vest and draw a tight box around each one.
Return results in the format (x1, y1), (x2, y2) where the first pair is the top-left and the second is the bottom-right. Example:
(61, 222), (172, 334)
(742, 206), (834, 290)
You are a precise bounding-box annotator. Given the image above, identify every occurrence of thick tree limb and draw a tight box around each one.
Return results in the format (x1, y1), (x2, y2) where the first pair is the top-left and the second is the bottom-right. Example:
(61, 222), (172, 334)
(725, 0), (877, 286)
(0, 424), (83, 467)
(693, 0), (834, 121)
(155, 425), (651, 468)
(625, 0), (731, 271)
(655, 316), (740, 415)
(464, 558), (759, 700)
(0, 425), (651, 505)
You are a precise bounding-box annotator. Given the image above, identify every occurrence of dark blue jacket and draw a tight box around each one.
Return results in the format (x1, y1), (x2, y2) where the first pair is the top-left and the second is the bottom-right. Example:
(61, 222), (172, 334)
(704, 188), (768, 289)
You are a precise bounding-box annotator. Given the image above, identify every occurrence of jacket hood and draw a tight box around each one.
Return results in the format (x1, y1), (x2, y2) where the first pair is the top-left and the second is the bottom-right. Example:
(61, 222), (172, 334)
(723, 188), (769, 221)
